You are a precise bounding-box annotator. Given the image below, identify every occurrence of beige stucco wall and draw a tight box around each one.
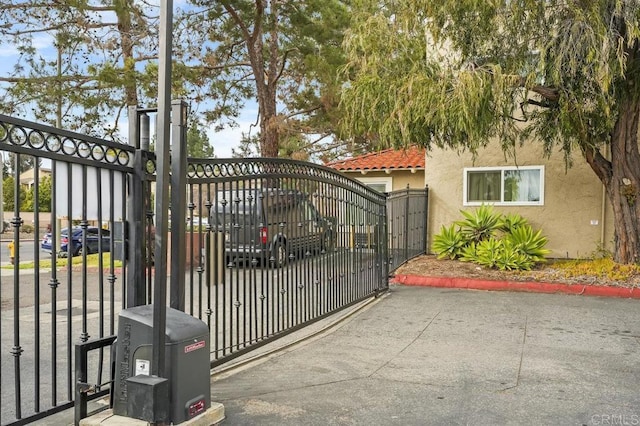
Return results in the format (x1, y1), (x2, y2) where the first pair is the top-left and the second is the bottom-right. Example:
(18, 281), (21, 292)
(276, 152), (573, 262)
(425, 141), (615, 259)
(343, 170), (426, 192)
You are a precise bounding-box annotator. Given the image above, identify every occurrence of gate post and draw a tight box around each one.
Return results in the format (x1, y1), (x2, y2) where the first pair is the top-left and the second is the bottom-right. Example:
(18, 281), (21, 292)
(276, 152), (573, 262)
(126, 106), (147, 307)
(170, 99), (188, 311)
(404, 184), (410, 262)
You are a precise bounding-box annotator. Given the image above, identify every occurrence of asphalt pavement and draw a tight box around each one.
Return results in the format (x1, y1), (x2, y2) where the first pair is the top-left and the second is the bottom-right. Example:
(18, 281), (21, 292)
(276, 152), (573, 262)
(40, 283), (640, 425)
(210, 285), (640, 425)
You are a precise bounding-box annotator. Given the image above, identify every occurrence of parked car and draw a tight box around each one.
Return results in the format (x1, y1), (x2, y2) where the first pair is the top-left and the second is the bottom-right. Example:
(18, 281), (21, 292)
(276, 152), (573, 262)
(211, 188), (335, 267)
(41, 226), (111, 257)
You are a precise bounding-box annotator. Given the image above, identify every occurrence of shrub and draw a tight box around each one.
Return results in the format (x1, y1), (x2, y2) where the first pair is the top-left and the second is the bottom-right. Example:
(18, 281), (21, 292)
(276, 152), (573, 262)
(554, 257), (640, 282)
(431, 205), (550, 271)
(21, 224), (35, 234)
(498, 212), (528, 234)
(455, 204), (501, 243)
(432, 224), (466, 259)
(506, 225), (550, 264)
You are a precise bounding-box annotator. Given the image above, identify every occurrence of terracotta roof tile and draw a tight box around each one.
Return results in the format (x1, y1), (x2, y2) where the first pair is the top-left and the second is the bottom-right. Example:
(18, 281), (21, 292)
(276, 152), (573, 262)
(325, 146), (425, 171)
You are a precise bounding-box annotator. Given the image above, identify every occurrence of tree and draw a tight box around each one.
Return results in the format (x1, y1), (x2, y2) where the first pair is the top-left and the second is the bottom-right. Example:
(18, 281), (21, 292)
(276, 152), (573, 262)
(179, 0), (351, 157)
(231, 133), (260, 158)
(3, 153), (36, 175)
(2, 176), (27, 212)
(340, 0), (640, 264)
(22, 175), (52, 212)
(0, 1), (161, 137)
(186, 120), (215, 158)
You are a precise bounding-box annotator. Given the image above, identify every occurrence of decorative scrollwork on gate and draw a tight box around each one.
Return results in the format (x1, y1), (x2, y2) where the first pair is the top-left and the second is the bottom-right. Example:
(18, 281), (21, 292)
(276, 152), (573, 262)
(187, 158), (386, 203)
(0, 115), (133, 167)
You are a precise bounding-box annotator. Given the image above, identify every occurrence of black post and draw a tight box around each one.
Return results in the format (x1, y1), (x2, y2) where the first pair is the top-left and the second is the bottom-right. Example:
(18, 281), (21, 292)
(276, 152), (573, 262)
(126, 106), (146, 308)
(74, 344), (87, 425)
(423, 185), (429, 254)
(170, 100), (188, 311)
(404, 184), (410, 262)
(152, 0), (174, 381)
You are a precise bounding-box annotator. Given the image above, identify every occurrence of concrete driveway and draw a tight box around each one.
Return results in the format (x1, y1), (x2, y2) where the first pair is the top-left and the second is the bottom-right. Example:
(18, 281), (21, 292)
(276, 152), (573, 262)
(212, 285), (640, 425)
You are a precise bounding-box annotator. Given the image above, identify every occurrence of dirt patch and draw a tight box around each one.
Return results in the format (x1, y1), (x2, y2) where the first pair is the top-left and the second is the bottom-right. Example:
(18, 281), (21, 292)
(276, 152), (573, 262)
(393, 255), (640, 289)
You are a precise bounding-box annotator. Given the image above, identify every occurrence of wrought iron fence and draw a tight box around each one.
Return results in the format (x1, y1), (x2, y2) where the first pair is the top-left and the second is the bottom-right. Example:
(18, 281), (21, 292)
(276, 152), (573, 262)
(387, 186), (429, 272)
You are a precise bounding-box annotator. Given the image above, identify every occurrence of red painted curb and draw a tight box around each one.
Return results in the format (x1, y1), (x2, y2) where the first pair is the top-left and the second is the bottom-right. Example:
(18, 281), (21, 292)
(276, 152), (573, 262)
(391, 274), (640, 299)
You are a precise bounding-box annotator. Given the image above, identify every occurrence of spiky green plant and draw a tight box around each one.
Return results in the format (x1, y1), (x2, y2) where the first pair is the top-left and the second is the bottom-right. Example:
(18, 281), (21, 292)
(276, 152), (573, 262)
(473, 237), (503, 269)
(473, 238), (536, 270)
(507, 225), (551, 263)
(432, 224), (466, 259)
(495, 239), (534, 270)
(458, 242), (477, 263)
(456, 204), (501, 243)
(499, 213), (529, 234)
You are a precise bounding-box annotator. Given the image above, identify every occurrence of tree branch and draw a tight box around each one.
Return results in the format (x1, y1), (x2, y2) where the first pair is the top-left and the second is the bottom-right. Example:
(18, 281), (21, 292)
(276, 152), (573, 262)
(275, 48), (295, 85)
(0, 75), (95, 83)
(583, 146), (612, 187)
(285, 105), (322, 120)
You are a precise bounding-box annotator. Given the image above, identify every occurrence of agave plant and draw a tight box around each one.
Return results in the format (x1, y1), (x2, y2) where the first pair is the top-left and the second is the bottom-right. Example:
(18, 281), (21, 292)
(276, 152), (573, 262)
(458, 242), (477, 263)
(456, 204), (501, 243)
(507, 225), (551, 263)
(499, 212), (529, 234)
(432, 224), (466, 259)
(473, 237), (503, 269)
(495, 239), (534, 270)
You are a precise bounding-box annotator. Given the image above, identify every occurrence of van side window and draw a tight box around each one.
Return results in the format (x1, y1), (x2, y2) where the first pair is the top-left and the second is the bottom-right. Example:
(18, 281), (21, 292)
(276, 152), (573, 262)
(300, 200), (317, 222)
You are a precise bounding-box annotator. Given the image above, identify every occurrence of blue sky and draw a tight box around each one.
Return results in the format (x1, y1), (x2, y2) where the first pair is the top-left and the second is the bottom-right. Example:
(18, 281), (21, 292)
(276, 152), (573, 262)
(0, 2), (253, 158)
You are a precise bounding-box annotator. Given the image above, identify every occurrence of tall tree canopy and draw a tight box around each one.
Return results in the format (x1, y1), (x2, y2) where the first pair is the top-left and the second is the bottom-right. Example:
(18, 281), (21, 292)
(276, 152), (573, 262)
(0, 0), (161, 138)
(179, 0), (352, 158)
(341, 0), (640, 264)
(1, 0), (358, 159)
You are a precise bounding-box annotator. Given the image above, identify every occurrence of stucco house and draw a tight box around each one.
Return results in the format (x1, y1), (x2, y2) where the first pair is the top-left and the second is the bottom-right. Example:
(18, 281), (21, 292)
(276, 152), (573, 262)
(19, 166), (52, 189)
(325, 146), (426, 192)
(425, 141), (614, 259)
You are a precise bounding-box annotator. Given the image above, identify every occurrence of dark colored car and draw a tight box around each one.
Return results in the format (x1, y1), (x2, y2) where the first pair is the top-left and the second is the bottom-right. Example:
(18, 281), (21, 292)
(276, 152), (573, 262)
(41, 226), (111, 257)
(211, 188), (335, 267)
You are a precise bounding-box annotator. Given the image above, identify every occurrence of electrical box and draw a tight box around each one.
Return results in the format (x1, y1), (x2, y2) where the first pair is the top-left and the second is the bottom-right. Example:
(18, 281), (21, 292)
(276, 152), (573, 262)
(113, 305), (211, 423)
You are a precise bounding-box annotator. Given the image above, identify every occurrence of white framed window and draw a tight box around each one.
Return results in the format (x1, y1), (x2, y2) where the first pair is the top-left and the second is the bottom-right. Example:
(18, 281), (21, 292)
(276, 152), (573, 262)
(356, 176), (392, 194)
(463, 166), (544, 206)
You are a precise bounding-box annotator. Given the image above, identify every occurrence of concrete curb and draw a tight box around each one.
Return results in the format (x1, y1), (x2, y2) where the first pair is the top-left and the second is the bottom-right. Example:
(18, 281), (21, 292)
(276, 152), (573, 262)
(391, 274), (640, 299)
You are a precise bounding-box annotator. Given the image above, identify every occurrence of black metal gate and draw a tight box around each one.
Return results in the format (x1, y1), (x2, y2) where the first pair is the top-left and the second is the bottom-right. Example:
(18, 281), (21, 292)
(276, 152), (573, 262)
(181, 158), (389, 366)
(0, 113), (408, 425)
(386, 186), (429, 271)
(0, 114), (136, 425)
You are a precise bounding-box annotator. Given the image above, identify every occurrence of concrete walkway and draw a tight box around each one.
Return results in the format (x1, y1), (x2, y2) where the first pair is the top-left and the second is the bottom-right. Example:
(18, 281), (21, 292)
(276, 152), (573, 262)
(211, 285), (640, 425)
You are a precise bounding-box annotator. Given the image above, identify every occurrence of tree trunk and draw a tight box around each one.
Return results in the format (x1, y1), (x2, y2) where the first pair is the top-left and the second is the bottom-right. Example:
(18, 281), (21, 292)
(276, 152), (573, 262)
(260, 102), (280, 158)
(115, 0), (138, 107)
(587, 97), (640, 264)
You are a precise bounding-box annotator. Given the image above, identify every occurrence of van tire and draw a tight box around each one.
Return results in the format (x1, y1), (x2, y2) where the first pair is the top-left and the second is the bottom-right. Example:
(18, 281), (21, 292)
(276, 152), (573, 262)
(271, 241), (287, 268)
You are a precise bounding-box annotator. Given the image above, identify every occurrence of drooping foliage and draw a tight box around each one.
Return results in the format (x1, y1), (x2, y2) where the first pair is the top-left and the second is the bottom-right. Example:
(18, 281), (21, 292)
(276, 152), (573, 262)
(341, 0), (640, 263)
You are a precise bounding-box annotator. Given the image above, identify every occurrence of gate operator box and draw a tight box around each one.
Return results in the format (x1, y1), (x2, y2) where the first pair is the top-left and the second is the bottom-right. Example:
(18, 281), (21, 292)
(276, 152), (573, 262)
(113, 305), (211, 423)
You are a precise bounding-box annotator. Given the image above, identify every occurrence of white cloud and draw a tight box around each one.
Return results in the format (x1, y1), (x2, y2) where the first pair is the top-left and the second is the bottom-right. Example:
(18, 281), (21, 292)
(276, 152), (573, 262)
(0, 33), (54, 58)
